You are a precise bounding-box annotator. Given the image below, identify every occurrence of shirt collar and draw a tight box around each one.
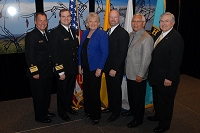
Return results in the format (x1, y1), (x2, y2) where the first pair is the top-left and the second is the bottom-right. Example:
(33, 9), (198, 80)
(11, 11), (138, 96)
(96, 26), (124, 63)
(61, 24), (70, 31)
(162, 27), (173, 37)
(110, 24), (119, 33)
(36, 27), (45, 34)
(133, 28), (145, 36)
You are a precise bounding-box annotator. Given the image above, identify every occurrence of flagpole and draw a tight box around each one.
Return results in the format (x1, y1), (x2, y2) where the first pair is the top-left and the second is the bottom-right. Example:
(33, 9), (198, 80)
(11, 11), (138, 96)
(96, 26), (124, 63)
(89, 0), (95, 12)
(133, 0), (135, 14)
(35, 0), (43, 12)
(103, 0), (110, 31)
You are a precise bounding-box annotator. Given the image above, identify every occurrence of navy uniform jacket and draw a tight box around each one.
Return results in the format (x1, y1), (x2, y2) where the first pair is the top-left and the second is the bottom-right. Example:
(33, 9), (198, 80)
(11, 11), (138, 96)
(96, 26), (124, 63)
(49, 24), (79, 75)
(25, 28), (53, 79)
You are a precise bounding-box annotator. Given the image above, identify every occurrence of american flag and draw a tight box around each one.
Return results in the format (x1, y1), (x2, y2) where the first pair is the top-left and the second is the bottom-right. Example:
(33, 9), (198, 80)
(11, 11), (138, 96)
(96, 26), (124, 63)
(69, 0), (78, 34)
(69, 0), (83, 109)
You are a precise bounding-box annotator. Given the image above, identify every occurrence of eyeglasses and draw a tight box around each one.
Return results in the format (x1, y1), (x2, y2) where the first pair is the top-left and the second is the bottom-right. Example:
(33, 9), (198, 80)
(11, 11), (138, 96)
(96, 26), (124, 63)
(131, 20), (144, 23)
(159, 20), (172, 23)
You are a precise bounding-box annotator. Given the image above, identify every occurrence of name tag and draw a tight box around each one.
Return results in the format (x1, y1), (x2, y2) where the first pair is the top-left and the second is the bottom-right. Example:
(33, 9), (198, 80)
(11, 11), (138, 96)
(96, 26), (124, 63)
(64, 38), (69, 41)
(39, 40), (44, 43)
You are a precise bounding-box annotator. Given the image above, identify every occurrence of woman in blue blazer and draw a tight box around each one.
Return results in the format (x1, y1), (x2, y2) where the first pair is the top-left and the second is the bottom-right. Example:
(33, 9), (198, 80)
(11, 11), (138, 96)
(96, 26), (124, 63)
(78, 12), (109, 125)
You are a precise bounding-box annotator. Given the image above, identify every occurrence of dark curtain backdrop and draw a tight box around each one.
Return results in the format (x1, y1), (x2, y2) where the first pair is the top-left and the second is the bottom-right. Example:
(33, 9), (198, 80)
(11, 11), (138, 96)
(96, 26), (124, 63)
(178, 0), (200, 79)
(166, 0), (180, 30)
(0, 0), (199, 101)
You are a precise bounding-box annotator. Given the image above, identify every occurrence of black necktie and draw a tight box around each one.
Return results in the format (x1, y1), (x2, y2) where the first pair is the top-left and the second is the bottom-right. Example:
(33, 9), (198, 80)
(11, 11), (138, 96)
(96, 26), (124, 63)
(68, 28), (74, 40)
(43, 32), (48, 41)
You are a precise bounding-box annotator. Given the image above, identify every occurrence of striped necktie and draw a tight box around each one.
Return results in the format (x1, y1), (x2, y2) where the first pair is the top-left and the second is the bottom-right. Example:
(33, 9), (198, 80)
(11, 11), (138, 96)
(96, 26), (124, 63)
(154, 33), (163, 48)
(107, 28), (111, 35)
(128, 34), (134, 47)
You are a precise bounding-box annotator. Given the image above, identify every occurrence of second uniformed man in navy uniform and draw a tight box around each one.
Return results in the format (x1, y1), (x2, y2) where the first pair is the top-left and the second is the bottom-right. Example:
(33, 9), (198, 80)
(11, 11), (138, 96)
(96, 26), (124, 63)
(49, 9), (79, 121)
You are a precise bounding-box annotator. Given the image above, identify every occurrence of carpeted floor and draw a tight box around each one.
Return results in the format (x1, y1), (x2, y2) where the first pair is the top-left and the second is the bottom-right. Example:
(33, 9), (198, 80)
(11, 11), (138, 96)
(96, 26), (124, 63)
(0, 74), (200, 133)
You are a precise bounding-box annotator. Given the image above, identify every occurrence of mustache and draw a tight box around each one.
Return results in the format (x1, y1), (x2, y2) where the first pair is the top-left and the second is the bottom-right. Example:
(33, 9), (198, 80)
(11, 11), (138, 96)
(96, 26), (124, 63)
(110, 21), (116, 23)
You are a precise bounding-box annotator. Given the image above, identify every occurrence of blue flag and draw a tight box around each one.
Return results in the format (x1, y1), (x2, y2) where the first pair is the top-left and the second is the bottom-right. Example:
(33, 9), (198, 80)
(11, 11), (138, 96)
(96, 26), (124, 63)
(151, 0), (166, 37)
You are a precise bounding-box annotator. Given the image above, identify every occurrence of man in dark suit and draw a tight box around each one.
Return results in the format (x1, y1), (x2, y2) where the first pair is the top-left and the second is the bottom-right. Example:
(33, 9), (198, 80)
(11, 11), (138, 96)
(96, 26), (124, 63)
(103, 9), (129, 122)
(148, 12), (184, 132)
(49, 9), (79, 121)
(25, 12), (55, 123)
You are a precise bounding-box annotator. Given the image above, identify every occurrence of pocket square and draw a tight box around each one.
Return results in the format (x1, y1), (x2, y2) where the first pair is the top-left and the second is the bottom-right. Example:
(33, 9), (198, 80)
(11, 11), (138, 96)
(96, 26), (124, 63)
(39, 40), (44, 43)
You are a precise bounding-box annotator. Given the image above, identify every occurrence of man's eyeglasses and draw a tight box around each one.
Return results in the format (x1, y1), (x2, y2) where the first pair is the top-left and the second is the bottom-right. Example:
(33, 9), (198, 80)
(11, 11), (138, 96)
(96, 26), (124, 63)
(159, 20), (172, 23)
(131, 20), (144, 23)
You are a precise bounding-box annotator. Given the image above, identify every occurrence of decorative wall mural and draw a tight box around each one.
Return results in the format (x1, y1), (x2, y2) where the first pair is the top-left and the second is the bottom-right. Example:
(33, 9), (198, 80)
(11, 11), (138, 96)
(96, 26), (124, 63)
(0, 0), (35, 54)
(0, 0), (156, 54)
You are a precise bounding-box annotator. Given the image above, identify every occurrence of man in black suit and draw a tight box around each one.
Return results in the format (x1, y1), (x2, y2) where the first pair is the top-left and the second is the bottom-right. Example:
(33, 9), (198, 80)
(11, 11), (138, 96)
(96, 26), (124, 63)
(103, 9), (129, 122)
(148, 12), (184, 132)
(49, 9), (79, 121)
(25, 12), (55, 123)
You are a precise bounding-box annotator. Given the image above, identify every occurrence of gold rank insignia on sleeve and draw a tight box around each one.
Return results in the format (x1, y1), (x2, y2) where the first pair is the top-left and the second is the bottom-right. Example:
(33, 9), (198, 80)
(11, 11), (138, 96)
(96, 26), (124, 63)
(29, 66), (38, 73)
(55, 64), (64, 71)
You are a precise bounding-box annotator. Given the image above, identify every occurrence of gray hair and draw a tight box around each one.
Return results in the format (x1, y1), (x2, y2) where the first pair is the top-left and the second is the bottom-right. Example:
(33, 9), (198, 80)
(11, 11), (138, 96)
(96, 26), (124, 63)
(160, 12), (175, 23)
(34, 12), (47, 21)
(133, 13), (146, 22)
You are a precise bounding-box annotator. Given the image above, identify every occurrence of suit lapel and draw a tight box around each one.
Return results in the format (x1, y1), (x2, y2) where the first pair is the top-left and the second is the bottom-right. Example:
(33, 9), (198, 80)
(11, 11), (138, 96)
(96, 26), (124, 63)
(132, 34), (141, 45)
(45, 30), (50, 40)
(129, 30), (144, 48)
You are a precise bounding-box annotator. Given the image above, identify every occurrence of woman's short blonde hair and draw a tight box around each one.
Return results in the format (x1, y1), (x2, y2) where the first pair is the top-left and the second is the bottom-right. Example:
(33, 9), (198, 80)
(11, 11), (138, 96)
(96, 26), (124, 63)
(86, 12), (100, 27)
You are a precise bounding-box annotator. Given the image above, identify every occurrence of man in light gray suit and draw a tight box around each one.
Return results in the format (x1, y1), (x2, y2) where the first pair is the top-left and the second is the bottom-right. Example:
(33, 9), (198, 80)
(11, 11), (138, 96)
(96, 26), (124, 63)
(125, 13), (154, 128)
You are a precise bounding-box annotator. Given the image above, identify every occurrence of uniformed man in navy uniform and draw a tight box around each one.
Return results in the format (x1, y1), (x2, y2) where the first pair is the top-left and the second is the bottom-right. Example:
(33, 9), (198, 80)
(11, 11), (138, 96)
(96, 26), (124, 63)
(25, 12), (55, 123)
(49, 9), (79, 121)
